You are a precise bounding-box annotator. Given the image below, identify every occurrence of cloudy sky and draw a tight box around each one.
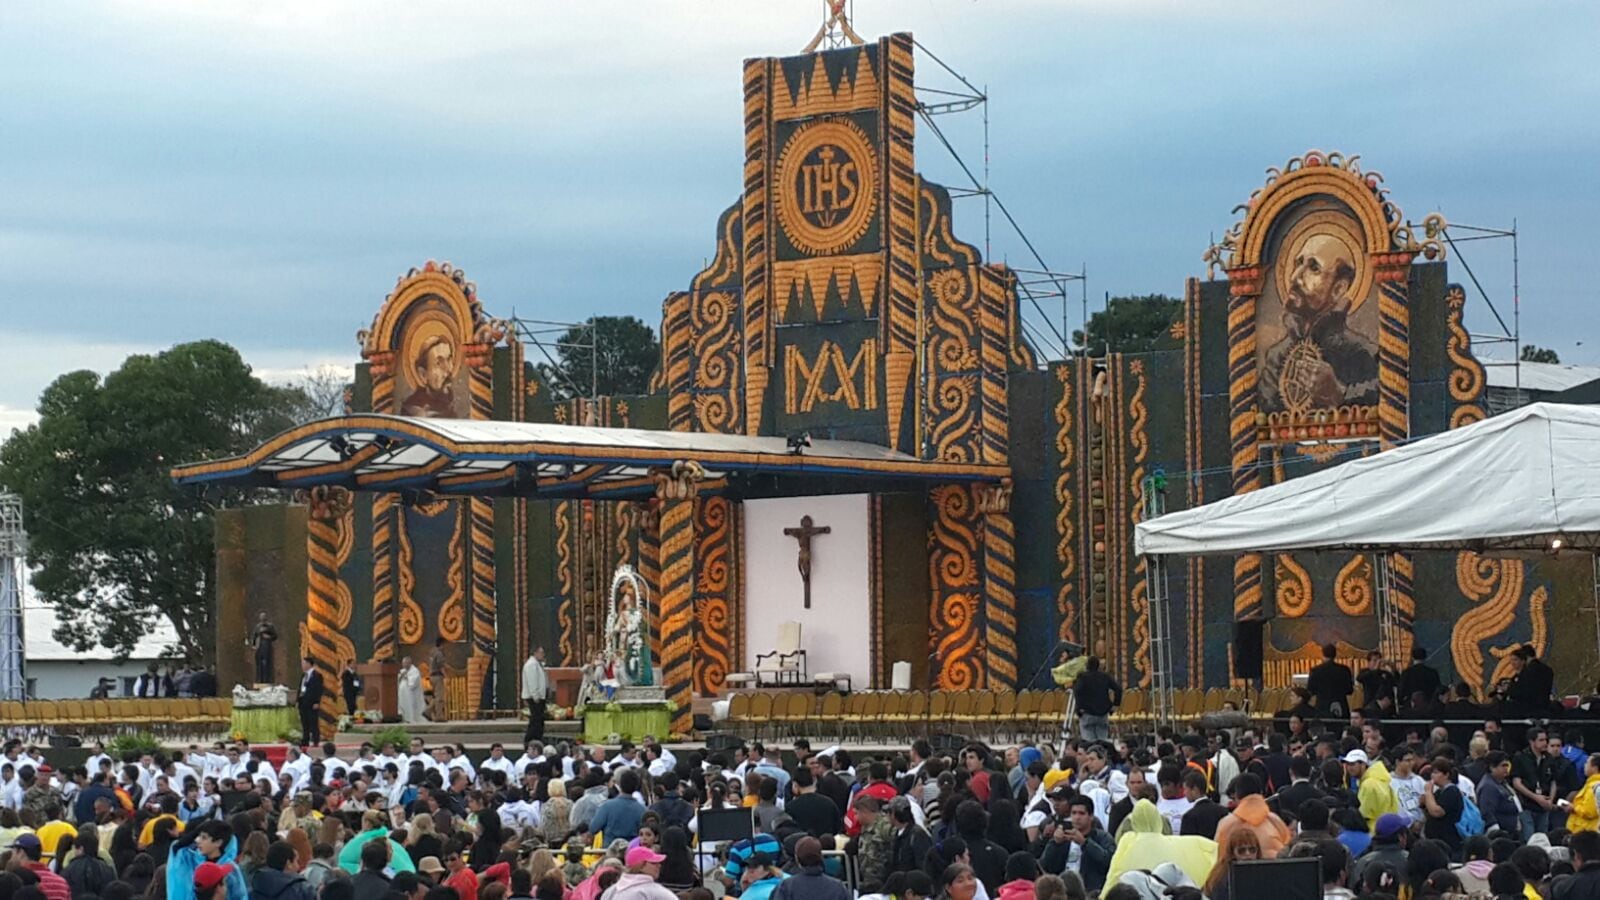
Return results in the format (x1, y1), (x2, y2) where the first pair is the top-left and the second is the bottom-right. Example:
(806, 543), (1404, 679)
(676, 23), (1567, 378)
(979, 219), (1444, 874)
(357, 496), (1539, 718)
(4, 1), (1598, 434)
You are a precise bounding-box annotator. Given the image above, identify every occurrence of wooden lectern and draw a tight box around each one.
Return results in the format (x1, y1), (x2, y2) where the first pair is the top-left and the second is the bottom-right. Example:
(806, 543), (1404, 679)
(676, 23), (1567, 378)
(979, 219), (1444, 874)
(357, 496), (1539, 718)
(548, 667), (583, 708)
(359, 661), (399, 719)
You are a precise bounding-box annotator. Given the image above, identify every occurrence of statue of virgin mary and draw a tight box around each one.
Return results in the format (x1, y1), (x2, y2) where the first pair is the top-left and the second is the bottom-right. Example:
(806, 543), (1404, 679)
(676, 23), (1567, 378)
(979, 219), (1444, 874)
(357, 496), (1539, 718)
(605, 565), (654, 687)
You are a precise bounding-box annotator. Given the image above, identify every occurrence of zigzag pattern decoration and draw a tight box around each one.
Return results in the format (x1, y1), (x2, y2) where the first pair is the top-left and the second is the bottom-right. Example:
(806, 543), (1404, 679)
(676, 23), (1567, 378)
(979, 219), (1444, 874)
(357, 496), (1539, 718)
(773, 45), (882, 120)
(773, 256), (882, 322)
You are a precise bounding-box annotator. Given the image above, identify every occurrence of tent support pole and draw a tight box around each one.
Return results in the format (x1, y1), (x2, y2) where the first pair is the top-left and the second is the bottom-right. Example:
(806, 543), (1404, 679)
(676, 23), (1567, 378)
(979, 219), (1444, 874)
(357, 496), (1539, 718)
(1592, 553), (1600, 670)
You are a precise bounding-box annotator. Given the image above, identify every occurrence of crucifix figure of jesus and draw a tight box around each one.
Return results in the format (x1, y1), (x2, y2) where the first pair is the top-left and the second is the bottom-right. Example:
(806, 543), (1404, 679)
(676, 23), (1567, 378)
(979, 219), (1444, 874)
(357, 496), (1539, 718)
(783, 515), (831, 609)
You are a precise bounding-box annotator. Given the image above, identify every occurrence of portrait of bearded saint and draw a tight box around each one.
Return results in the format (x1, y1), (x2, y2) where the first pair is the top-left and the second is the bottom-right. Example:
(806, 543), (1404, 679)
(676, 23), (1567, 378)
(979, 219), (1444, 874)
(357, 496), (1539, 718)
(1259, 232), (1380, 414)
(401, 333), (461, 418)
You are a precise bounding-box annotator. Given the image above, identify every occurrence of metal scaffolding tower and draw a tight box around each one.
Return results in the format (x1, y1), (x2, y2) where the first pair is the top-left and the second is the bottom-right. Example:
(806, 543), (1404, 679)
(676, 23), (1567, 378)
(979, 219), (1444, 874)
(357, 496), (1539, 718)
(911, 39), (1086, 363)
(0, 494), (25, 701)
(1372, 553), (1404, 664)
(1141, 473), (1175, 729)
(510, 316), (597, 402)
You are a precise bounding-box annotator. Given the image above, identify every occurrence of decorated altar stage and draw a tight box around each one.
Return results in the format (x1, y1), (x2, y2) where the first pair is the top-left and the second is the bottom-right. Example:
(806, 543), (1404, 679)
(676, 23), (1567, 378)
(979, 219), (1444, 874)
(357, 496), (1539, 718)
(177, 19), (1588, 745)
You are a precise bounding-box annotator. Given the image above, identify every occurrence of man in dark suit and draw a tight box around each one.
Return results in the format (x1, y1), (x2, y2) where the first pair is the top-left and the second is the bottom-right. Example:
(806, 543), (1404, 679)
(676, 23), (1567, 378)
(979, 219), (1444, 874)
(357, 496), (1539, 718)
(1507, 645), (1555, 716)
(1271, 755), (1324, 821)
(298, 657), (325, 746)
(1398, 647), (1442, 710)
(1306, 643), (1354, 716)
(1179, 768), (1229, 839)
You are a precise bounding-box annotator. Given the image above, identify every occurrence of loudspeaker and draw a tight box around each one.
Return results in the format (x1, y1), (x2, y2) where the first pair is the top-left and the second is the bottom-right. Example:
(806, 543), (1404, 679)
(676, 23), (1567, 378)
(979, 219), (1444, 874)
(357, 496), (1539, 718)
(1229, 858), (1320, 900)
(704, 733), (745, 754)
(929, 733), (971, 756)
(1234, 619), (1265, 680)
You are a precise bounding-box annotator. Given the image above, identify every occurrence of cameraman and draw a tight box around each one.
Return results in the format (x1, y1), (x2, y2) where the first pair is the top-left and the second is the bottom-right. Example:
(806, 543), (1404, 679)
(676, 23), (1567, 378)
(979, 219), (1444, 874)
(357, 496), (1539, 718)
(1037, 791), (1112, 894)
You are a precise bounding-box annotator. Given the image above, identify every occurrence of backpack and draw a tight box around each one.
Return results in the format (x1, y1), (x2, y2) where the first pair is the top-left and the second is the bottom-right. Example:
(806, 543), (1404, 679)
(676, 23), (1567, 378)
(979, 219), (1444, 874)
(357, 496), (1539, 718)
(1455, 787), (1485, 838)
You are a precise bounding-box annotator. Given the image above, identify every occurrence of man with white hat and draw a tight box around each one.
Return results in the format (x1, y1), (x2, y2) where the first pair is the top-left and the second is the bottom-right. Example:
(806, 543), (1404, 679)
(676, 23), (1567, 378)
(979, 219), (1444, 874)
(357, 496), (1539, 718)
(1341, 748), (1400, 830)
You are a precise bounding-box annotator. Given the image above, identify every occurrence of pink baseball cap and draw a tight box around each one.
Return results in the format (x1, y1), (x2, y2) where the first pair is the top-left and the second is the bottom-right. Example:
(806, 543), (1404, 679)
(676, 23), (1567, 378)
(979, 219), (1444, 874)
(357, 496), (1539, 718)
(625, 846), (666, 867)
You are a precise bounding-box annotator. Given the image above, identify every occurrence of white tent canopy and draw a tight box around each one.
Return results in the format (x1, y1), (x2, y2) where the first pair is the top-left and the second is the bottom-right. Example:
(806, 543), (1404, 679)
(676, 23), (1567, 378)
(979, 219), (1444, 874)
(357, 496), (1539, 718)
(1134, 403), (1600, 556)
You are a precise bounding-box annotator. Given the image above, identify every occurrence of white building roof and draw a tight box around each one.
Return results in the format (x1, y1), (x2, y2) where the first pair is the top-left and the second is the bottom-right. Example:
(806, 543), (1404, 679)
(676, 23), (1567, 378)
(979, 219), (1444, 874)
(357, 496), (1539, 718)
(1481, 358), (1600, 394)
(23, 598), (179, 662)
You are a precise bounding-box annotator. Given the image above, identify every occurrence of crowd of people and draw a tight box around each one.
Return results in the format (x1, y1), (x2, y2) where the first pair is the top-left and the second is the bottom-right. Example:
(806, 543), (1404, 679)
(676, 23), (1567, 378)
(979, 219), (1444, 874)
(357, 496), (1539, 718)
(85, 665), (221, 701)
(0, 643), (1596, 900)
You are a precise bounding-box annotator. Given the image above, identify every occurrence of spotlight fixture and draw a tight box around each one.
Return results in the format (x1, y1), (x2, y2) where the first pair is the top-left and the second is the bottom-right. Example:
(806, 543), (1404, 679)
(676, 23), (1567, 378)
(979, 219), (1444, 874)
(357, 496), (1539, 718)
(786, 432), (812, 455)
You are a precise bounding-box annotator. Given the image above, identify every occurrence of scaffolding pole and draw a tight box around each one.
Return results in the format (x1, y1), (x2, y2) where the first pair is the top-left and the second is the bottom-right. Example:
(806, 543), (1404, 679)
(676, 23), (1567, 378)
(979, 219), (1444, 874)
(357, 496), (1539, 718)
(510, 316), (598, 403)
(1373, 553), (1402, 663)
(1593, 554), (1600, 681)
(912, 38), (1083, 363)
(1430, 220), (1524, 406)
(0, 495), (25, 702)
(1142, 472), (1175, 730)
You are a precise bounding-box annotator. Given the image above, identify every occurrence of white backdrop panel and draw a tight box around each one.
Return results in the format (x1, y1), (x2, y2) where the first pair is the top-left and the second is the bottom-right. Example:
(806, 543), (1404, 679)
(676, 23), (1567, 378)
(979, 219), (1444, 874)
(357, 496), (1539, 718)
(743, 494), (871, 684)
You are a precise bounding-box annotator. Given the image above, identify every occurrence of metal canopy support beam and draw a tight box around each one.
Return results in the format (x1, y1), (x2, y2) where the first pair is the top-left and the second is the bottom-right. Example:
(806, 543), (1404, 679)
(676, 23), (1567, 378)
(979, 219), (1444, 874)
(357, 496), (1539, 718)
(172, 415), (1011, 501)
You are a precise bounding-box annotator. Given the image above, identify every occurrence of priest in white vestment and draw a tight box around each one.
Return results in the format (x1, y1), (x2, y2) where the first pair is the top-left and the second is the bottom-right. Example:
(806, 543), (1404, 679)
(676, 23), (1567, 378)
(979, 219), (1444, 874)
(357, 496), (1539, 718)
(399, 656), (426, 724)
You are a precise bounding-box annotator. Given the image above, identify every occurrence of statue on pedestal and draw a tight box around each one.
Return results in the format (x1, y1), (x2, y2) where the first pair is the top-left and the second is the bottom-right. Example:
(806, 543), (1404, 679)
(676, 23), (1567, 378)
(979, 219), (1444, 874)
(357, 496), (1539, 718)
(604, 565), (654, 689)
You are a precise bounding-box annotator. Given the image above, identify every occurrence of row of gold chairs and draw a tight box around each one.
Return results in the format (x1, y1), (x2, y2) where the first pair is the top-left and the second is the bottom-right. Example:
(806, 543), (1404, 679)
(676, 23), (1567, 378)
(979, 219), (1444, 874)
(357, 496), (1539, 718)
(722, 686), (1305, 743)
(724, 690), (1076, 743)
(0, 698), (233, 730)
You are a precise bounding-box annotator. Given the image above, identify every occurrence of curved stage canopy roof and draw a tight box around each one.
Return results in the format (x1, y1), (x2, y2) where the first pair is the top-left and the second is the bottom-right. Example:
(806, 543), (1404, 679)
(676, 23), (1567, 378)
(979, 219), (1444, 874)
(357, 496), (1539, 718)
(171, 414), (1008, 500)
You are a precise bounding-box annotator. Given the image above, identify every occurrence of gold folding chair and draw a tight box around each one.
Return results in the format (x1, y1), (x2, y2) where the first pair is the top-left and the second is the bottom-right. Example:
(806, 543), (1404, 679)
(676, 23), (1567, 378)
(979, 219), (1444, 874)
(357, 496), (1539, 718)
(992, 691), (1017, 741)
(1181, 689), (1205, 721)
(875, 692), (902, 742)
(928, 691), (950, 733)
(746, 692), (773, 739)
(816, 690), (843, 740)
(851, 692), (884, 741)
(837, 691), (863, 737)
(726, 692), (751, 729)
(1013, 691), (1038, 737)
(1116, 688), (1142, 730)
(1039, 690), (1068, 738)
(904, 691), (928, 740)
(786, 692), (813, 737)
(944, 690), (972, 734)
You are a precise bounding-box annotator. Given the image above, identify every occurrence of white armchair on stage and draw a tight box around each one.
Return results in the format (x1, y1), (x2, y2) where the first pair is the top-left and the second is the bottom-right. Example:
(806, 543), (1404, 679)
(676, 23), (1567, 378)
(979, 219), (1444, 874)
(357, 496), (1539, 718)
(728, 622), (807, 688)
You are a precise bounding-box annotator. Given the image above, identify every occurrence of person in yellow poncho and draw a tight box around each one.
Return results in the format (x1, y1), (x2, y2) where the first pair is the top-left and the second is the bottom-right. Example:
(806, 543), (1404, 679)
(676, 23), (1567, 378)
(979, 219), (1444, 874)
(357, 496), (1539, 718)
(1051, 646), (1089, 742)
(1342, 750), (1399, 831)
(1569, 753), (1600, 832)
(1051, 652), (1088, 689)
(1104, 798), (1217, 888)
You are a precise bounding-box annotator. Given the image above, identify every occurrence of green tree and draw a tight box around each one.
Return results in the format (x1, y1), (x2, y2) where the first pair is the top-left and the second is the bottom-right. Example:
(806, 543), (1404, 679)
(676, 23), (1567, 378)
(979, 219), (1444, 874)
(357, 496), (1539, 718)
(1072, 293), (1183, 357)
(1520, 344), (1561, 364)
(0, 340), (309, 661)
(290, 365), (352, 421)
(534, 315), (660, 400)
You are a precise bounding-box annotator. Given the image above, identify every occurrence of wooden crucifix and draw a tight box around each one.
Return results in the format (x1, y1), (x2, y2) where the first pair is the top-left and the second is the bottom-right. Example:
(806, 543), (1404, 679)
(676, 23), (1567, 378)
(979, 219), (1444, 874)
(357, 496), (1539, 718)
(783, 514), (831, 609)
